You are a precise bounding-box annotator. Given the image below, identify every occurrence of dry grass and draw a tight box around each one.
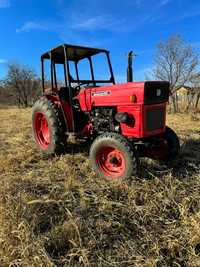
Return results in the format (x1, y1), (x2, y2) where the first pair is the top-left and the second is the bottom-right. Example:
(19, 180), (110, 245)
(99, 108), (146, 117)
(0, 107), (200, 267)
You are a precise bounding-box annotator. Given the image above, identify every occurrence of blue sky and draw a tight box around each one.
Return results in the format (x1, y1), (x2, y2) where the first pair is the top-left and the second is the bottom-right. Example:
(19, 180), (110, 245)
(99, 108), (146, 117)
(0, 0), (200, 82)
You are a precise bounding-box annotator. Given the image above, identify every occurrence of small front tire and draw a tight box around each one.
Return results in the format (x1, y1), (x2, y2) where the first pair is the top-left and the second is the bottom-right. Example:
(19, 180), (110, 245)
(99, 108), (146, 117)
(89, 133), (138, 181)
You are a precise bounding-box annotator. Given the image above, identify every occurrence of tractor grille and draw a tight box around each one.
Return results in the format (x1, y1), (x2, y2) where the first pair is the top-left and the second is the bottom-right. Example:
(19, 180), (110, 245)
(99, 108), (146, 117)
(144, 81), (170, 104)
(145, 108), (165, 131)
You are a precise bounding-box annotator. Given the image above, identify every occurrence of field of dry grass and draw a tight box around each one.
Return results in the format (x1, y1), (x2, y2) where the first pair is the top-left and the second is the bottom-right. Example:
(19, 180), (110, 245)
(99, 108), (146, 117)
(0, 106), (200, 267)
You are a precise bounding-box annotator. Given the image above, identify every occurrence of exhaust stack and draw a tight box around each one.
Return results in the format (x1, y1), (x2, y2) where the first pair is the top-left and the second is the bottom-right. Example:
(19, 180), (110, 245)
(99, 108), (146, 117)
(127, 51), (133, 82)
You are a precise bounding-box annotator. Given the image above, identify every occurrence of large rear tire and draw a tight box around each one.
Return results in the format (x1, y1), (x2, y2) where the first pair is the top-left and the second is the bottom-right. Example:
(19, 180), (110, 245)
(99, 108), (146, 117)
(143, 126), (180, 162)
(32, 97), (67, 155)
(162, 126), (180, 161)
(89, 133), (138, 181)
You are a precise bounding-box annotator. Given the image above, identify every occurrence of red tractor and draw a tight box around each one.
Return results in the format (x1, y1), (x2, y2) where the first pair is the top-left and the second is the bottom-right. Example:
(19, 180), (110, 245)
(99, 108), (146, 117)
(32, 44), (180, 181)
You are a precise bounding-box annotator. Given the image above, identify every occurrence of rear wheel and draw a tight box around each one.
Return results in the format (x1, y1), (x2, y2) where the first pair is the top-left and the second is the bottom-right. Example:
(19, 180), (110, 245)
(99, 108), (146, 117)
(32, 97), (67, 155)
(89, 133), (138, 181)
(144, 126), (180, 162)
(162, 126), (180, 161)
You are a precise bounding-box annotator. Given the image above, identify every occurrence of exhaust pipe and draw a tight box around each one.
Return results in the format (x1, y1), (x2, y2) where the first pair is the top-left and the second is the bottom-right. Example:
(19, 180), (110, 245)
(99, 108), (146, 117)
(127, 51), (133, 82)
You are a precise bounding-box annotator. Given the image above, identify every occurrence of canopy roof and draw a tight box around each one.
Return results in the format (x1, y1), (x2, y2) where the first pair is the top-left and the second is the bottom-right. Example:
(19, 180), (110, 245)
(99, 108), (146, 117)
(41, 44), (108, 62)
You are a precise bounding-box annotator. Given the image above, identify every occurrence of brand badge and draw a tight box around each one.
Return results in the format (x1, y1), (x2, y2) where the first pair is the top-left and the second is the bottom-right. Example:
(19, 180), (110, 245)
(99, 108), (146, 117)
(92, 91), (111, 97)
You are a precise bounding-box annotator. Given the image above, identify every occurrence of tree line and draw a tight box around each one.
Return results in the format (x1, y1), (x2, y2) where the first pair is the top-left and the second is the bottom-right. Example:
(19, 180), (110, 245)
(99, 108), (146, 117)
(0, 34), (200, 112)
(0, 64), (41, 107)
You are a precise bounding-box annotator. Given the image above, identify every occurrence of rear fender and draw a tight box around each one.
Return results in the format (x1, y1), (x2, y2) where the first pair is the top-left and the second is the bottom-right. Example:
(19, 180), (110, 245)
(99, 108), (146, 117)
(44, 94), (73, 131)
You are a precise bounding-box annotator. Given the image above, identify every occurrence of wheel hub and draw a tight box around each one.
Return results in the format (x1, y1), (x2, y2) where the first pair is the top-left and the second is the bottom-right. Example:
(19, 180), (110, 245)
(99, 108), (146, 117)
(96, 147), (126, 178)
(109, 156), (119, 165)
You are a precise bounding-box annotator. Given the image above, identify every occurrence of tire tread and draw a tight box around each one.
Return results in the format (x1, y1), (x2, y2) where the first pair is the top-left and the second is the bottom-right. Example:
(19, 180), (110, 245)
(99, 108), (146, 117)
(32, 96), (67, 155)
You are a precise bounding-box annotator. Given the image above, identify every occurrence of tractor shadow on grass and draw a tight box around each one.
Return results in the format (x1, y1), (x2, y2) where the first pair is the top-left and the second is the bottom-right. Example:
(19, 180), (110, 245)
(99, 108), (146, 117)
(139, 137), (200, 180)
(65, 139), (91, 155)
(39, 139), (91, 162)
(57, 136), (200, 181)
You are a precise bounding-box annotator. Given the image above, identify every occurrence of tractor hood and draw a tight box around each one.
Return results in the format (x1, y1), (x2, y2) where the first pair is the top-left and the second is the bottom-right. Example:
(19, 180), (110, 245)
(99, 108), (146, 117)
(77, 81), (170, 111)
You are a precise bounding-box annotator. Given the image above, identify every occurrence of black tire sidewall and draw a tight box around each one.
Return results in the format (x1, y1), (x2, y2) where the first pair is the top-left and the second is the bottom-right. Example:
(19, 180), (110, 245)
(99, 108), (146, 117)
(32, 97), (65, 155)
(163, 126), (180, 160)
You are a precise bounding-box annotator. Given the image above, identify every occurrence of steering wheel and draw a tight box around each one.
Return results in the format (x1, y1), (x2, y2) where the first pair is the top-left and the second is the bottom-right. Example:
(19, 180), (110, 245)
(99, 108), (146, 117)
(73, 82), (91, 91)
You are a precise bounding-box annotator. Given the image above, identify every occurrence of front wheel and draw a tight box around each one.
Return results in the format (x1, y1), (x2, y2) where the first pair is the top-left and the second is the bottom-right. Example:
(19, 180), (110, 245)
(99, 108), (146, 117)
(89, 133), (138, 181)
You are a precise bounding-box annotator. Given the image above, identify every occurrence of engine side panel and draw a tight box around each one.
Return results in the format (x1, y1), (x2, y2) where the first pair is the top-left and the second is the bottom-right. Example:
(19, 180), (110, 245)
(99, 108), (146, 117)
(117, 103), (166, 138)
(77, 81), (168, 138)
(117, 105), (142, 137)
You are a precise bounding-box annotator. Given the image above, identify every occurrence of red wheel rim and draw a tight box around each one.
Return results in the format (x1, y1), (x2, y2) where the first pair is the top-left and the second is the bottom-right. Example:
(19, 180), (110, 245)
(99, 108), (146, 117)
(96, 146), (126, 179)
(34, 112), (50, 149)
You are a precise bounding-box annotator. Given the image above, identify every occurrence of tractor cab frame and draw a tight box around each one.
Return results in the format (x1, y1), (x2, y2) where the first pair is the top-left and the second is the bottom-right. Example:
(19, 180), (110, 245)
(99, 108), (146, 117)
(41, 44), (116, 89)
(41, 44), (115, 133)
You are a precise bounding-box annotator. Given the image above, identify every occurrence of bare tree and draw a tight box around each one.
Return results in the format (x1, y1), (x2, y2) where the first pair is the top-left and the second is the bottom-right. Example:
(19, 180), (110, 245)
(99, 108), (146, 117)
(153, 35), (199, 112)
(4, 63), (41, 107)
(190, 72), (200, 109)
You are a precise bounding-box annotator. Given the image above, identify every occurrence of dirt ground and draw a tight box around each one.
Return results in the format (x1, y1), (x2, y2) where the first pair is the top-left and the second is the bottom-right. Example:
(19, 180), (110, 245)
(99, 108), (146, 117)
(0, 107), (200, 267)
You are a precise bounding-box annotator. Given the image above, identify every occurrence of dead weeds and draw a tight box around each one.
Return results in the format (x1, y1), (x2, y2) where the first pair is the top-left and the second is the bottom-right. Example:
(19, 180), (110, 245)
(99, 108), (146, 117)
(0, 107), (200, 266)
